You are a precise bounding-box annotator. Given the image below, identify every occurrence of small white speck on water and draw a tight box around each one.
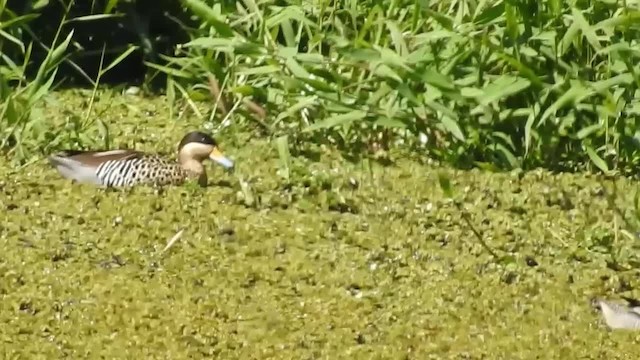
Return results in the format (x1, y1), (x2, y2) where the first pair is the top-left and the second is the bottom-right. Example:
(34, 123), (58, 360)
(347, 288), (363, 299)
(113, 216), (123, 225)
(369, 262), (378, 271)
(419, 132), (428, 145)
(162, 228), (185, 254)
(124, 86), (140, 96)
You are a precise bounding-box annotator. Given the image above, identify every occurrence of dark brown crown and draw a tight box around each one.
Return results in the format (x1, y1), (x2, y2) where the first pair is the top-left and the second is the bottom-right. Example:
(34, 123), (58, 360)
(178, 131), (217, 150)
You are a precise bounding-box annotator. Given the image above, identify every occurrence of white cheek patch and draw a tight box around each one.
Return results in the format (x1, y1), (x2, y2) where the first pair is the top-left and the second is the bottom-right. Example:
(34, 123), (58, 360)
(180, 143), (213, 158)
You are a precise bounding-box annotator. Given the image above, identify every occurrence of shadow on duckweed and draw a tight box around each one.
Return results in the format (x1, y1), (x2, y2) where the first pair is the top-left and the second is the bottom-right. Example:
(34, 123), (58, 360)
(2, 91), (640, 357)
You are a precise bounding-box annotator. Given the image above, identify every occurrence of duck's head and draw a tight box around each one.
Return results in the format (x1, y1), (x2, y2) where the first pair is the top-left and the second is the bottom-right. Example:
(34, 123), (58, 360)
(178, 131), (234, 169)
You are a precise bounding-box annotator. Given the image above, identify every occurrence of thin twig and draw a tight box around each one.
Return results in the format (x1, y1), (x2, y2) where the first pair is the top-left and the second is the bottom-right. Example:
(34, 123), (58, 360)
(455, 203), (500, 259)
(162, 228), (185, 254)
(208, 73), (228, 116)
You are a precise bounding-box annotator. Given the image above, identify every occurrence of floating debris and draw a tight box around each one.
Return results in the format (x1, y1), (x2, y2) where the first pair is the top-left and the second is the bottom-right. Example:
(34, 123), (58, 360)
(162, 228), (185, 254)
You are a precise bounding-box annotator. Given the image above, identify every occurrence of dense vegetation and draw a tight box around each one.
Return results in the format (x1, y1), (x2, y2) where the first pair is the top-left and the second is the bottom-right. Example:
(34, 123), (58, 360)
(2, 0), (640, 174)
(2, 93), (640, 358)
(4, 1), (640, 357)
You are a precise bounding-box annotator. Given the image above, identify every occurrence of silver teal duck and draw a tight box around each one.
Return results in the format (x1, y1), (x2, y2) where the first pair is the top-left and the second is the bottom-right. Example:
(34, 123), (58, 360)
(48, 131), (234, 187)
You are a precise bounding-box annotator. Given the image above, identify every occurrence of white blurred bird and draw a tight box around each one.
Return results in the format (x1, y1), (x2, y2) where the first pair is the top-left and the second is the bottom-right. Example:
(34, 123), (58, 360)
(592, 297), (640, 330)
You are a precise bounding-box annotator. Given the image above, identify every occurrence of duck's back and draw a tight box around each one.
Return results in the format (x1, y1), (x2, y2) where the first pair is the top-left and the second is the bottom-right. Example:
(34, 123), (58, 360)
(95, 154), (187, 187)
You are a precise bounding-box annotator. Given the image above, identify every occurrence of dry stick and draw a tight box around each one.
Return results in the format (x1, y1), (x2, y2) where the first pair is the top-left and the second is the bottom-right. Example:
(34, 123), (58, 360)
(162, 228), (185, 254)
(208, 74), (228, 116)
(207, 73), (271, 132)
(242, 98), (271, 133)
(598, 176), (638, 270)
(243, 98), (267, 120)
(454, 202), (500, 259)
(600, 177), (636, 232)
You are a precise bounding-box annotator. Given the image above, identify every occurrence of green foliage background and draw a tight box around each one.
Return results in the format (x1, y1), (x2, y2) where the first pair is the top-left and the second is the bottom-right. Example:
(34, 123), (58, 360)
(2, 0), (640, 174)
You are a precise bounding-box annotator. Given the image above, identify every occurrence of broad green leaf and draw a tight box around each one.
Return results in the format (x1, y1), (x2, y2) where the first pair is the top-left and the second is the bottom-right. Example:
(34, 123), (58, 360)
(357, 5), (382, 43)
(548, 0), (562, 18)
(230, 85), (254, 96)
(495, 143), (519, 169)
(405, 46), (435, 64)
(375, 117), (407, 129)
(371, 63), (402, 82)
(32, 0), (49, 9)
(478, 76), (531, 105)
(181, 0), (234, 37)
(538, 83), (594, 126)
(166, 77), (176, 118)
(303, 110), (367, 132)
(473, 2), (504, 25)
(505, 3), (519, 41)
(172, 81), (203, 118)
(378, 47), (411, 71)
(594, 11), (640, 31)
(300, 78), (335, 93)
(237, 65), (280, 76)
(494, 51), (543, 88)
(396, 83), (421, 106)
(285, 57), (312, 78)
(28, 69), (57, 107)
(576, 124), (602, 139)
(437, 172), (454, 198)
(440, 116), (465, 141)
(241, 0), (259, 14)
(265, 6), (315, 28)
(276, 96), (317, 123)
(386, 20), (408, 56)
(572, 8), (602, 51)
(413, 30), (459, 44)
(0, 14), (39, 31)
(461, 87), (484, 98)
(295, 53), (325, 63)
(342, 48), (380, 62)
(65, 14), (124, 23)
(275, 135), (291, 180)
(585, 145), (609, 173)
(420, 68), (455, 91)
(183, 37), (265, 54)
(46, 30), (74, 69)
(144, 62), (193, 78)
(105, 0), (119, 13)
(28, 30), (74, 100)
(590, 73), (634, 93)
(101, 46), (139, 75)
(596, 42), (640, 56)
(523, 104), (538, 156)
(280, 19), (296, 48)
(0, 29), (25, 53)
(559, 20), (580, 55)
(425, 99), (457, 121)
(421, 8), (454, 30)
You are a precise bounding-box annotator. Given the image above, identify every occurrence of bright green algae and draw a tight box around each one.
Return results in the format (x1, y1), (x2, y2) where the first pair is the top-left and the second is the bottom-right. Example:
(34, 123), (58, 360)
(1, 90), (640, 358)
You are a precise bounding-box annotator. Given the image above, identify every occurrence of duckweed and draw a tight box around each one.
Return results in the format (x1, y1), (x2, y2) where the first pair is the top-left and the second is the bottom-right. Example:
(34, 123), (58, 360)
(1, 90), (640, 358)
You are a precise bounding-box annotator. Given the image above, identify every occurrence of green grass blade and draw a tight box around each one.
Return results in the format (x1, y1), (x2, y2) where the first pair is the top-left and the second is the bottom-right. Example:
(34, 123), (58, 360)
(303, 110), (367, 132)
(181, 0), (234, 38)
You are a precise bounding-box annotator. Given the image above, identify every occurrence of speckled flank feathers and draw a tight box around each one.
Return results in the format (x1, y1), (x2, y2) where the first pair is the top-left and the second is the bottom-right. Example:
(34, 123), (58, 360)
(94, 154), (194, 187)
(47, 131), (234, 188)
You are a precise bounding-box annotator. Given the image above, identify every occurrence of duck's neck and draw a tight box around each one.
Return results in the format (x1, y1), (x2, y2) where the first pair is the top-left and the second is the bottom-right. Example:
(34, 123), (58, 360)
(179, 156), (207, 186)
